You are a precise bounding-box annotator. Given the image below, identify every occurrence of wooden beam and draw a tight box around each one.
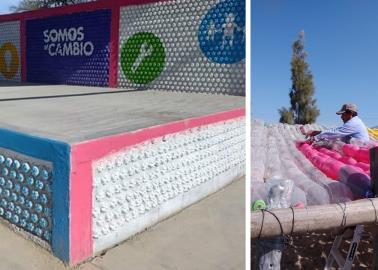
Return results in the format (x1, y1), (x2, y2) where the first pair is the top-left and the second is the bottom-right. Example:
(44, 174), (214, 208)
(251, 198), (378, 239)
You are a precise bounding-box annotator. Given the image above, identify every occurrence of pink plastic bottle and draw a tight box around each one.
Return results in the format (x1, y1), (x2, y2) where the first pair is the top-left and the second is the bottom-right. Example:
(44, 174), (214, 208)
(321, 160), (345, 180)
(318, 148), (342, 160)
(355, 162), (370, 172)
(311, 155), (328, 169)
(355, 148), (370, 163)
(343, 144), (359, 157)
(338, 156), (357, 165)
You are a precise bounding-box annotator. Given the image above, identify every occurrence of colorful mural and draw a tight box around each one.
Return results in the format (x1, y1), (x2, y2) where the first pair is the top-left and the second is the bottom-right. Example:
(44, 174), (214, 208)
(0, 21), (20, 82)
(0, 1), (245, 96)
(26, 10), (111, 86)
(118, 0), (245, 95)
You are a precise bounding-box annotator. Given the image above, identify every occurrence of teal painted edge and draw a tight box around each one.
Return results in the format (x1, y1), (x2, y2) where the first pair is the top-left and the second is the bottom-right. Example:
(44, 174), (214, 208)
(0, 128), (70, 262)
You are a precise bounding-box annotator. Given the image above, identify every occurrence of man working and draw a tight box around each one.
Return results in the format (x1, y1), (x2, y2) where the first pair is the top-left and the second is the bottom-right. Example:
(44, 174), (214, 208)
(305, 103), (369, 144)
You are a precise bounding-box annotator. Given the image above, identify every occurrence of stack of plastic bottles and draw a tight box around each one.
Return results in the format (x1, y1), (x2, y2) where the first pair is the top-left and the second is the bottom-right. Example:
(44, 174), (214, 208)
(297, 140), (375, 198)
(251, 120), (354, 209)
(251, 119), (268, 183)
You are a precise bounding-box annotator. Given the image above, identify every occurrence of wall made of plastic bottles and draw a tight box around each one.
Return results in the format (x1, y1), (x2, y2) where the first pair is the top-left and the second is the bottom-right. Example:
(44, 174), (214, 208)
(0, 21), (21, 82)
(92, 118), (245, 252)
(251, 120), (354, 207)
(117, 0), (245, 95)
(297, 139), (376, 198)
(0, 147), (52, 244)
(0, 0), (245, 95)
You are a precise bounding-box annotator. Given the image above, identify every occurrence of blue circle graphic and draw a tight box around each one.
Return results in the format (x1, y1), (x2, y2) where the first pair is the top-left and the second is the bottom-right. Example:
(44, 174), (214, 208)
(198, 0), (245, 64)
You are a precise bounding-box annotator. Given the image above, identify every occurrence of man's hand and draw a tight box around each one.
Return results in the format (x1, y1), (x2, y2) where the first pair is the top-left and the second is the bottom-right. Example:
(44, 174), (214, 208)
(305, 130), (321, 138)
(307, 136), (315, 145)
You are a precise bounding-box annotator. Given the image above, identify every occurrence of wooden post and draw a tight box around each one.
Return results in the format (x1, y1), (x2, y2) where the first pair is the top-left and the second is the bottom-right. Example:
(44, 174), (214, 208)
(370, 147), (378, 196)
(256, 180), (290, 269)
(370, 147), (378, 270)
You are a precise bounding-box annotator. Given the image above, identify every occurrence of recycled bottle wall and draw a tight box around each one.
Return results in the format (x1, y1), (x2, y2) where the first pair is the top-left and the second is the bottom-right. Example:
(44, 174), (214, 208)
(92, 118), (245, 252)
(26, 9), (111, 86)
(251, 120), (355, 206)
(0, 147), (53, 245)
(0, 21), (21, 82)
(0, 0), (245, 95)
(117, 0), (245, 95)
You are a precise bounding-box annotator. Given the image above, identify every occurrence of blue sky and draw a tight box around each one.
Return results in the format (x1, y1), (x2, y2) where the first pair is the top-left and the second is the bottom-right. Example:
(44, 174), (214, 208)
(252, 0), (378, 127)
(0, 0), (19, 14)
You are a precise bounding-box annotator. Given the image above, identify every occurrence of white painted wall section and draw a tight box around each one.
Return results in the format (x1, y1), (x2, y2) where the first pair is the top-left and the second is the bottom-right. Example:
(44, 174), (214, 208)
(92, 118), (245, 252)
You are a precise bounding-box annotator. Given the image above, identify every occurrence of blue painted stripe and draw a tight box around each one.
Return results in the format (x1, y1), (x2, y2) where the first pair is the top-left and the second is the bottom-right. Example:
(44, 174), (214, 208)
(0, 128), (70, 262)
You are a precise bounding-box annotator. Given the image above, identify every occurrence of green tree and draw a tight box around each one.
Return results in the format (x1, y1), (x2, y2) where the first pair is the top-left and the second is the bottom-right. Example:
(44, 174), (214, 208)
(279, 31), (319, 124)
(10, 0), (93, 12)
(278, 107), (294, 124)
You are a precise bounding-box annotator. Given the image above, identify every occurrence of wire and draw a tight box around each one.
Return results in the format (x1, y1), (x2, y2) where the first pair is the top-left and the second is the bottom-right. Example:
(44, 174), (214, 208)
(264, 209), (284, 236)
(367, 198), (378, 224)
(258, 209), (265, 240)
(337, 202), (347, 229)
(282, 206), (296, 247)
(258, 209), (285, 239)
(257, 208), (297, 247)
(289, 206), (295, 235)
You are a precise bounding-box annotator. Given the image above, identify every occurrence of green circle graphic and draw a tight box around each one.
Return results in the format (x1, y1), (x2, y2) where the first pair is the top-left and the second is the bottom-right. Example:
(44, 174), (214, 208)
(121, 32), (165, 84)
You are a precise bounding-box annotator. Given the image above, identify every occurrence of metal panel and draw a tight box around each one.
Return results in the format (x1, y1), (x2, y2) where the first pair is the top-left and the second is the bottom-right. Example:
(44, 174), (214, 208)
(0, 21), (21, 82)
(26, 10), (111, 86)
(118, 0), (245, 96)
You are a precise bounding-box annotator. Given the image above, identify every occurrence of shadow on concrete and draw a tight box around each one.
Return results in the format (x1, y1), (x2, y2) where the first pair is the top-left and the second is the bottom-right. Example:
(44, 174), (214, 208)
(0, 81), (147, 102)
(0, 81), (47, 87)
(0, 89), (147, 102)
(0, 81), (246, 97)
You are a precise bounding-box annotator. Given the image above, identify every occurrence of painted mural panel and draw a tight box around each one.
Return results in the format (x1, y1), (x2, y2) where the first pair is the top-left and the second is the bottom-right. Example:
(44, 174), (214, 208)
(0, 21), (21, 82)
(26, 10), (111, 86)
(118, 0), (245, 96)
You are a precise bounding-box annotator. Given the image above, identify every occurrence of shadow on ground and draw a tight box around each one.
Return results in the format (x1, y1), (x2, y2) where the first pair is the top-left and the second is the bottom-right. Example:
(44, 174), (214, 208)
(252, 225), (378, 269)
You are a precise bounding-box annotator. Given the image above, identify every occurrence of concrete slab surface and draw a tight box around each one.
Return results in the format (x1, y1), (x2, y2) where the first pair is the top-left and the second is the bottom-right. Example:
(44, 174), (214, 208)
(0, 84), (244, 143)
(0, 177), (245, 270)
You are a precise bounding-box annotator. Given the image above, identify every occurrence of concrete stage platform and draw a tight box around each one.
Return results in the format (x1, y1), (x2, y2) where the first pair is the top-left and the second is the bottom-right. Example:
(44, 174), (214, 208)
(0, 84), (245, 264)
(0, 84), (243, 142)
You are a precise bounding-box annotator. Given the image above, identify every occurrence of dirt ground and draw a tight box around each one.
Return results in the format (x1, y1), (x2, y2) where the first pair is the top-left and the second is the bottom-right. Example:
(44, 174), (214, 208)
(252, 225), (378, 269)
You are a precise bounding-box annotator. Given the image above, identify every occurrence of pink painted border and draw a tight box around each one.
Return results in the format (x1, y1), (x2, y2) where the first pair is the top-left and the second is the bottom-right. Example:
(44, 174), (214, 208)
(20, 20), (26, 82)
(69, 160), (93, 264)
(69, 107), (244, 263)
(109, 5), (120, 88)
(0, 0), (168, 23)
(74, 107), (245, 162)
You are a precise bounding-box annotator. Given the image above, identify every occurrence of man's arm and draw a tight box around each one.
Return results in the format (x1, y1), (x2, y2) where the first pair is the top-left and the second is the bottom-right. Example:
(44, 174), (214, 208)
(314, 124), (356, 141)
(306, 130), (321, 137)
